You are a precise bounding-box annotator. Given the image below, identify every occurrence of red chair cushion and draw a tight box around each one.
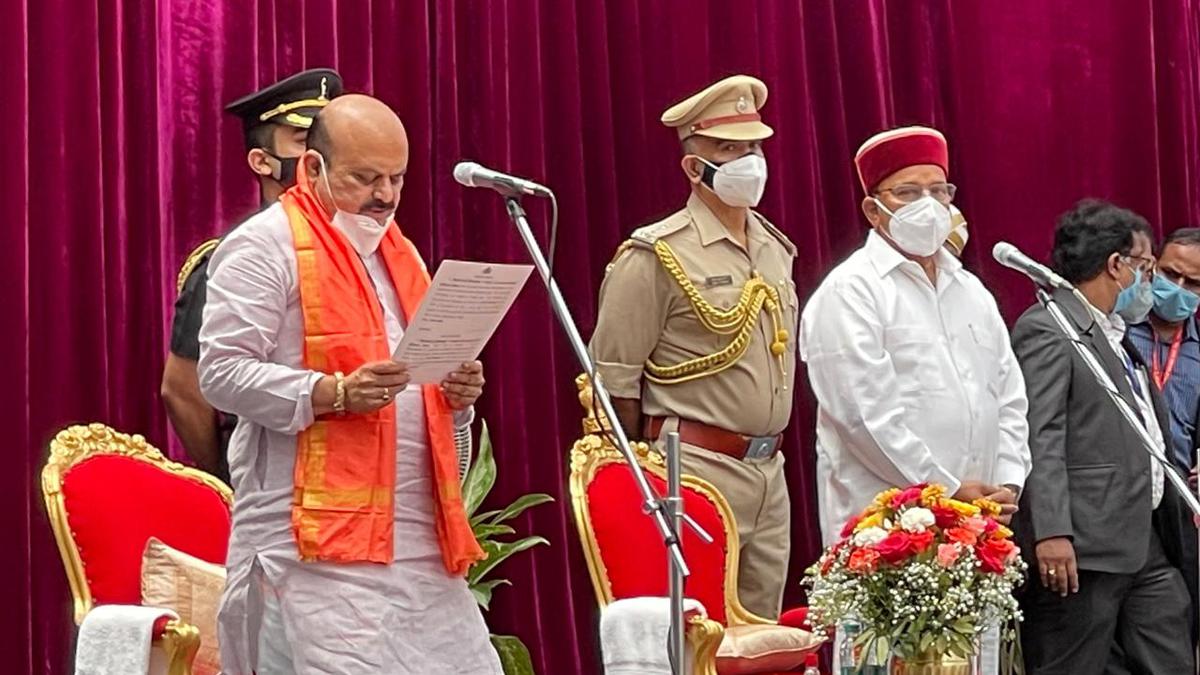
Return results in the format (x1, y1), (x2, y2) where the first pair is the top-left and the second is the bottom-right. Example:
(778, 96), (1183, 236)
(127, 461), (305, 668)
(586, 462), (730, 625)
(778, 607), (809, 630)
(62, 455), (231, 606)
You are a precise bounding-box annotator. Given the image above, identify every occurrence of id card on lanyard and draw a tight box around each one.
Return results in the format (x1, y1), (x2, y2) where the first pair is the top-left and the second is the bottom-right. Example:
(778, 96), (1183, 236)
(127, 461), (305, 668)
(1152, 328), (1184, 390)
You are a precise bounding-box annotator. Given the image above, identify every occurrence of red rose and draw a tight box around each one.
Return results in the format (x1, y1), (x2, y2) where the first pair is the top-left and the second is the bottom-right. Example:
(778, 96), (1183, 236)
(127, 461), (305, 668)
(945, 527), (978, 547)
(841, 514), (863, 539)
(983, 518), (999, 535)
(890, 486), (925, 510)
(848, 548), (882, 574)
(875, 532), (915, 564)
(977, 538), (1017, 574)
(909, 530), (935, 553)
(931, 504), (960, 529)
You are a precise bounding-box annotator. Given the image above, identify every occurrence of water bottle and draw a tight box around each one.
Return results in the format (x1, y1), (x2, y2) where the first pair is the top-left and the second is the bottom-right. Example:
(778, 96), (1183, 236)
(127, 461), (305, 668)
(803, 652), (821, 675)
(839, 619), (862, 675)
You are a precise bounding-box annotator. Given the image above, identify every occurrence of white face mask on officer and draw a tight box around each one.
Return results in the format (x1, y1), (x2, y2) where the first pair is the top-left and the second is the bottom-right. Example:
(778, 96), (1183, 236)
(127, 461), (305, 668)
(316, 152), (395, 257)
(695, 153), (768, 208)
(873, 195), (953, 258)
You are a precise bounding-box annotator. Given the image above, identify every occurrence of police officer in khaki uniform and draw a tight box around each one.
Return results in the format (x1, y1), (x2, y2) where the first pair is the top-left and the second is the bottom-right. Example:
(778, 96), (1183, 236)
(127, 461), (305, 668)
(590, 75), (797, 619)
(162, 69), (342, 483)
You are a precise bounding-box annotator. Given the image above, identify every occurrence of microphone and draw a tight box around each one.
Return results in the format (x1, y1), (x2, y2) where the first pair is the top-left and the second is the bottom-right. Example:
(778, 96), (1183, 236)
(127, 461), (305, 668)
(992, 241), (1073, 290)
(453, 161), (551, 198)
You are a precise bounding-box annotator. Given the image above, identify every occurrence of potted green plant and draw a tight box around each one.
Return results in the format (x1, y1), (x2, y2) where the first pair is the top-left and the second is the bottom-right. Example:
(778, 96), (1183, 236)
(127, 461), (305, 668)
(462, 421), (554, 675)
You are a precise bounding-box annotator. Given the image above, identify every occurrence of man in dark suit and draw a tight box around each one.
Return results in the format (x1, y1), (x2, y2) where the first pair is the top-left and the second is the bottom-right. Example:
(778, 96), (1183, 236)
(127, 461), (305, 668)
(1012, 199), (1194, 674)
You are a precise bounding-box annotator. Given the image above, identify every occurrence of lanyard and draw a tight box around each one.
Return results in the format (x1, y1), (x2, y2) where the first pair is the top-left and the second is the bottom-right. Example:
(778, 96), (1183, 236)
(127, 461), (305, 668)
(1151, 327), (1185, 390)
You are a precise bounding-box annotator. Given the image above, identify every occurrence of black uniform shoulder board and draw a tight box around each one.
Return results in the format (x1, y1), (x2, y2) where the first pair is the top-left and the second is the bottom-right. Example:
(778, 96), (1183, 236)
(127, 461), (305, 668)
(176, 239), (221, 295)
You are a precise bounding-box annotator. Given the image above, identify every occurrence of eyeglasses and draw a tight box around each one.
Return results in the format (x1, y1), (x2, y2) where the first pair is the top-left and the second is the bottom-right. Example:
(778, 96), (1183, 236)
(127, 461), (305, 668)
(1120, 255), (1157, 275)
(876, 182), (957, 205)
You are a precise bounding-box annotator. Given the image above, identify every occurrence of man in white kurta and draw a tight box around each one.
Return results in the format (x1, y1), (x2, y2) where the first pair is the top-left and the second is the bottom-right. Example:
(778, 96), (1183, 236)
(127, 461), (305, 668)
(802, 230), (1031, 539)
(198, 95), (502, 674)
(799, 127), (1031, 673)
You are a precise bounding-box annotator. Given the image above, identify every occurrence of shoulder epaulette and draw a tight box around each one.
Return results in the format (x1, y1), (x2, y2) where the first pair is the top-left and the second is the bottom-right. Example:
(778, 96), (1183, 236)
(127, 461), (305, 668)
(630, 214), (690, 248)
(176, 238), (220, 295)
(752, 213), (797, 257)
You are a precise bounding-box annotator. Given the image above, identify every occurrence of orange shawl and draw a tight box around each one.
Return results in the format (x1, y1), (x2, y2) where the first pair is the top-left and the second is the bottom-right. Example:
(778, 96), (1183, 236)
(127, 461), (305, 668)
(280, 177), (483, 575)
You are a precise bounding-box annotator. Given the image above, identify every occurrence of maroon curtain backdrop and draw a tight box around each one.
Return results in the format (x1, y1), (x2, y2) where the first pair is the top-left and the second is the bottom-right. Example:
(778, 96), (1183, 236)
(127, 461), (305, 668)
(6, 1), (1200, 672)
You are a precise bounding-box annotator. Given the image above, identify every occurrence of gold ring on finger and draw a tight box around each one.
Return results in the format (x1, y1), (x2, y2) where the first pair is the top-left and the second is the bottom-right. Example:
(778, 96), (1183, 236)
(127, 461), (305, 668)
(1048, 568), (1057, 576)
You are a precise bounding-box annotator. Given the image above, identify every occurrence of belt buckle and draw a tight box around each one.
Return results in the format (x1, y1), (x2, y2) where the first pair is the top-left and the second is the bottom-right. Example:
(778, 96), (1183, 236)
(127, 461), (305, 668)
(744, 436), (775, 461)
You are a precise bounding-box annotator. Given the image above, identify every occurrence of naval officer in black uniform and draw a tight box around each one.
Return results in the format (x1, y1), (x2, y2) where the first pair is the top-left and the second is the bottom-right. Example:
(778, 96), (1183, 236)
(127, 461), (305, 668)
(162, 68), (343, 483)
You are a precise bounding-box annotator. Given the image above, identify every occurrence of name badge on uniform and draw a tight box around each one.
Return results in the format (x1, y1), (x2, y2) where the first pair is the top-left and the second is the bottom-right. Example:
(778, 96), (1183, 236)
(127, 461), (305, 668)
(705, 275), (733, 288)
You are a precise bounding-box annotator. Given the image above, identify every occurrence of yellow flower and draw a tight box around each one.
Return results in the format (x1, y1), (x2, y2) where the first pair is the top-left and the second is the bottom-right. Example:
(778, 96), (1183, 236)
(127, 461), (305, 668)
(855, 512), (885, 532)
(920, 484), (947, 506)
(874, 488), (901, 507)
(943, 498), (981, 518)
(973, 498), (1002, 517)
(994, 525), (1014, 539)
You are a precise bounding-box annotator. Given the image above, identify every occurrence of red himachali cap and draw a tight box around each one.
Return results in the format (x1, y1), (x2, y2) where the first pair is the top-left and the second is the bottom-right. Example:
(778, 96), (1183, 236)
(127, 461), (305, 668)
(854, 126), (949, 194)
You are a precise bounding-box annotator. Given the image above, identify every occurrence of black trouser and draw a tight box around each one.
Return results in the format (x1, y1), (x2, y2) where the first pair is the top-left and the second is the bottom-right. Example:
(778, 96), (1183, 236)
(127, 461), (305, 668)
(1021, 530), (1193, 674)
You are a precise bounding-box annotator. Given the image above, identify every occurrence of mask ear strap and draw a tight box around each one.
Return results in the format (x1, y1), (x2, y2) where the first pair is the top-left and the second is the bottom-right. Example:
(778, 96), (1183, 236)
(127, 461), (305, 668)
(262, 153), (283, 181)
(691, 155), (719, 174)
(872, 197), (898, 220)
(313, 152), (343, 211)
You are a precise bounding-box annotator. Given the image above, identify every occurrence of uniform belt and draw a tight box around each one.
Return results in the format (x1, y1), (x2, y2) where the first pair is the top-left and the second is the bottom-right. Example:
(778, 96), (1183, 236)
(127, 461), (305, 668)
(643, 416), (781, 461)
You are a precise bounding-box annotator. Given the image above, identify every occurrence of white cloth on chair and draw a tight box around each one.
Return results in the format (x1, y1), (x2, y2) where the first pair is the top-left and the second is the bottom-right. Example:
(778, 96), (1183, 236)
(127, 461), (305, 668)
(601, 596), (707, 675)
(76, 604), (179, 675)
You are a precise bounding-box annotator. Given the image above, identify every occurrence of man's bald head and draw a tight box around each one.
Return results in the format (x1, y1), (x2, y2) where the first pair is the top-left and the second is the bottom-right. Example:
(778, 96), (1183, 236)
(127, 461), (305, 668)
(307, 94), (407, 163)
(303, 94), (410, 225)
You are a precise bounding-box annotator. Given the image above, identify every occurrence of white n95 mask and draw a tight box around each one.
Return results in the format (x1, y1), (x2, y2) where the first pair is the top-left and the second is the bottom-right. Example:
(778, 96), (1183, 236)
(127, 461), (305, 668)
(697, 153), (768, 208)
(874, 196), (953, 257)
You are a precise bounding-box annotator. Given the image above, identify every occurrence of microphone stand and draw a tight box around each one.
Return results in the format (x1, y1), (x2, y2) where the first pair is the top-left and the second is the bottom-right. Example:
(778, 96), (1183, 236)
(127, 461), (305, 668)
(501, 196), (712, 675)
(1037, 287), (1200, 516)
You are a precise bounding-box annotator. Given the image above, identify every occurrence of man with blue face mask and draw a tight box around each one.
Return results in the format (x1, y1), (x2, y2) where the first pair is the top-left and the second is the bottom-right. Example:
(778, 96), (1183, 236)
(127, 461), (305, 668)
(1012, 200), (1193, 674)
(1125, 227), (1200, 652)
(1128, 228), (1200, 472)
(590, 75), (798, 619)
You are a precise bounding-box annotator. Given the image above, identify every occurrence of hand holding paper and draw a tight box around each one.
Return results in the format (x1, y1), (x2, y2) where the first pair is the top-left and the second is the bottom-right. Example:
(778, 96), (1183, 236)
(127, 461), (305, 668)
(441, 360), (486, 410)
(395, 260), (534, 384)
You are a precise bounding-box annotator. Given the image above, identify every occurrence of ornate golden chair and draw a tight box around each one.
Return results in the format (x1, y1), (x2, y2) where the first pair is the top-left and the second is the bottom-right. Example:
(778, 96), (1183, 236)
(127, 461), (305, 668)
(568, 376), (822, 674)
(42, 423), (233, 675)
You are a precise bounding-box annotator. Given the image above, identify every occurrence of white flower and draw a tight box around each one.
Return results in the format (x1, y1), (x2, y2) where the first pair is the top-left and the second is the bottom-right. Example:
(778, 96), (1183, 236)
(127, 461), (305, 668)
(852, 526), (889, 547)
(899, 507), (936, 533)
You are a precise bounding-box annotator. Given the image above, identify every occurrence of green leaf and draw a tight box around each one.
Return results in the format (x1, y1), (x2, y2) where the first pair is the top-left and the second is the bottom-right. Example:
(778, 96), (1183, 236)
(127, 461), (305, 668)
(468, 536), (550, 585)
(469, 578), (511, 610)
(490, 634), (534, 675)
(473, 523), (517, 540)
(462, 421), (497, 517)
(470, 509), (503, 527)
(487, 493), (555, 525)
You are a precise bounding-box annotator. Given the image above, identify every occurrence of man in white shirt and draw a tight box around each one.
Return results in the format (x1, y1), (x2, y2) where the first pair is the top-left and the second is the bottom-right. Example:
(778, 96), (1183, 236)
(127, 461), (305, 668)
(1012, 199), (1192, 674)
(801, 126), (1030, 542)
(800, 127), (1031, 672)
(199, 94), (501, 674)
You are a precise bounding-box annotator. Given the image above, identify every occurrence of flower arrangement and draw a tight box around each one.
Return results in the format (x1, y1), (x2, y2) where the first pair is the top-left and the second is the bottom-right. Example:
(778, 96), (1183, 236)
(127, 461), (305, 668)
(803, 483), (1026, 663)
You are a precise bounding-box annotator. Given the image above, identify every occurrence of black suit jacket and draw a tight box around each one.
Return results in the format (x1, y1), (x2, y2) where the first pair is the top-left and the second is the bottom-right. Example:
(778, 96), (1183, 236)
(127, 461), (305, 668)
(1011, 288), (1183, 574)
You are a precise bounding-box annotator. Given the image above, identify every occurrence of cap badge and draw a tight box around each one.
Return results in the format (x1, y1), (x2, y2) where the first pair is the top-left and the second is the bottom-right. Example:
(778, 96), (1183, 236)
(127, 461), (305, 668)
(735, 96), (749, 113)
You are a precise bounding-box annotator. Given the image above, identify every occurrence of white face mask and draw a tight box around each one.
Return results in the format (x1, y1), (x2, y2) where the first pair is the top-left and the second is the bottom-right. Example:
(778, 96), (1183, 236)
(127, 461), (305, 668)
(316, 153), (395, 257)
(874, 195), (953, 257)
(697, 153), (768, 208)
